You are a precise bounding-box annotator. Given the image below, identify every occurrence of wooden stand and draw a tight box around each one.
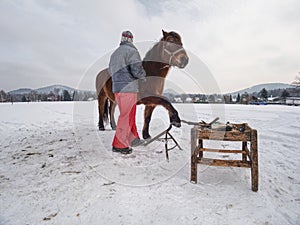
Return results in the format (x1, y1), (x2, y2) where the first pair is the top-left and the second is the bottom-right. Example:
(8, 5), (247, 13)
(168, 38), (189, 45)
(190, 123), (258, 191)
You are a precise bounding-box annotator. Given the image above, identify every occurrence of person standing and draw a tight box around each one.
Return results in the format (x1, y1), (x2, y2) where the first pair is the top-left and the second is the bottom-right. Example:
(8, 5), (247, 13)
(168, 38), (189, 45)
(109, 31), (146, 154)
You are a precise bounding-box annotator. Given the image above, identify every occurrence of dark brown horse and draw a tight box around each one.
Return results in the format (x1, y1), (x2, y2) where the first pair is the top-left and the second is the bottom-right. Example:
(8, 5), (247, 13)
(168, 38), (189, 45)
(96, 30), (189, 139)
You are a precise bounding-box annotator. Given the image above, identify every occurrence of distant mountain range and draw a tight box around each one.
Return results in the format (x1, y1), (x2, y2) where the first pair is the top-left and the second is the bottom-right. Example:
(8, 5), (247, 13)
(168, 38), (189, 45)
(35, 84), (76, 95)
(6, 84), (96, 102)
(9, 84), (92, 95)
(8, 82), (296, 97)
(163, 83), (296, 97)
(229, 83), (296, 96)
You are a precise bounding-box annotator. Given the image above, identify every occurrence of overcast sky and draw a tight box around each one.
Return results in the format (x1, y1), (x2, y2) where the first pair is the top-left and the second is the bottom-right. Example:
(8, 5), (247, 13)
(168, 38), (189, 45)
(0, 0), (299, 93)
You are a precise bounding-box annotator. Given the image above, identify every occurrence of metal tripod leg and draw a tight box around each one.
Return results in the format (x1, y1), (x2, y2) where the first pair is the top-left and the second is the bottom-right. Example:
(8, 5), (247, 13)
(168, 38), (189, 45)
(143, 124), (182, 161)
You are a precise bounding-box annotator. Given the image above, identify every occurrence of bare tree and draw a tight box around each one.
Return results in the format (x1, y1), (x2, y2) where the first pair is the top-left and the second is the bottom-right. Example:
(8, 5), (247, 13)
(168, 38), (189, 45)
(0, 90), (6, 102)
(292, 74), (300, 87)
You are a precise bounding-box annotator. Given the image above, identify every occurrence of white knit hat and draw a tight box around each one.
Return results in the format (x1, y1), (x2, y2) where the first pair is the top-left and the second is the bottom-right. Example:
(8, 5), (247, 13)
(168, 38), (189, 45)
(121, 30), (133, 43)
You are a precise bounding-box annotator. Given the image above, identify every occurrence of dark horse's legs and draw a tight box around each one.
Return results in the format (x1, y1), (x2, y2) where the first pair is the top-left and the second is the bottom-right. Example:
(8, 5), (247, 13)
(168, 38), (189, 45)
(98, 97), (117, 130)
(138, 96), (181, 139)
(98, 96), (107, 130)
(142, 105), (156, 139)
(109, 100), (117, 130)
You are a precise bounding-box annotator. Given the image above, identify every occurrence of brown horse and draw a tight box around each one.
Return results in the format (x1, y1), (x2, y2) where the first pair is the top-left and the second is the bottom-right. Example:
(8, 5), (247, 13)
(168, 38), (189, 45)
(96, 30), (189, 139)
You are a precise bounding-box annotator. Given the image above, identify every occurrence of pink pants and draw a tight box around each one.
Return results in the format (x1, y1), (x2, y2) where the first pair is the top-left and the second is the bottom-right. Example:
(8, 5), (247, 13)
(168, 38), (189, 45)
(112, 93), (140, 148)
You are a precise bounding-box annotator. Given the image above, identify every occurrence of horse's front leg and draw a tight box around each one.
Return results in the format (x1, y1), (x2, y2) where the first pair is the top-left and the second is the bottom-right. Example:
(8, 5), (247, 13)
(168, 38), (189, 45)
(142, 105), (156, 139)
(139, 96), (181, 132)
(109, 100), (116, 130)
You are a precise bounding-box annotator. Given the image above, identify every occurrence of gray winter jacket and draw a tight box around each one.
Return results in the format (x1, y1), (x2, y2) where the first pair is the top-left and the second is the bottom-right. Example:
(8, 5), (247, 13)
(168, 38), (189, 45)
(109, 42), (146, 93)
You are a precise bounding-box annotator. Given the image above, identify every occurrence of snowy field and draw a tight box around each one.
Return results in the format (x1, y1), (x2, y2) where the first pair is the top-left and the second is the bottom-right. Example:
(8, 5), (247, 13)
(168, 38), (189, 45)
(0, 101), (299, 225)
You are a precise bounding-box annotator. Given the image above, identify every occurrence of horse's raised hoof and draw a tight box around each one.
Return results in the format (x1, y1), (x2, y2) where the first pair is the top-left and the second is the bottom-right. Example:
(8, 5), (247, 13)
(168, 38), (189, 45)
(171, 121), (181, 128)
(170, 112), (181, 128)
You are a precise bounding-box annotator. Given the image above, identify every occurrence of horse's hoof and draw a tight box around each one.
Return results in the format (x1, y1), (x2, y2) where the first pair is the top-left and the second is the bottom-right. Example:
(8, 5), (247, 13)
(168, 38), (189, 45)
(99, 127), (105, 131)
(110, 123), (116, 130)
(170, 112), (181, 128)
(143, 134), (151, 140)
(171, 121), (181, 128)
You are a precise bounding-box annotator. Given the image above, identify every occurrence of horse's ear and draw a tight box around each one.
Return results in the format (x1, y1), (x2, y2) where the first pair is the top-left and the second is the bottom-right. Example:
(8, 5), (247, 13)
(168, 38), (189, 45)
(162, 29), (168, 38)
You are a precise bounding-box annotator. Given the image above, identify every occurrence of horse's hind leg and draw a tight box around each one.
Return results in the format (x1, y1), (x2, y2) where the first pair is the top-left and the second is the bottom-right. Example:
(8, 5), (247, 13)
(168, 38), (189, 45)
(109, 100), (116, 130)
(98, 96), (107, 131)
(142, 105), (156, 140)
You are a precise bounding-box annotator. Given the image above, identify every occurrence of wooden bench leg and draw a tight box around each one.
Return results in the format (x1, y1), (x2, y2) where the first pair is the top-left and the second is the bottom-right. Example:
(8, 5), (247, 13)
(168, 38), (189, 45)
(199, 139), (203, 159)
(242, 141), (247, 161)
(191, 128), (199, 183)
(251, 130), (258, 191)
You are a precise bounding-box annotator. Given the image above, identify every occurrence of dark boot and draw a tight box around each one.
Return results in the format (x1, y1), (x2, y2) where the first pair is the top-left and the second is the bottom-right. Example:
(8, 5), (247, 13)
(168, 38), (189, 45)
(112, 147), (133, 154)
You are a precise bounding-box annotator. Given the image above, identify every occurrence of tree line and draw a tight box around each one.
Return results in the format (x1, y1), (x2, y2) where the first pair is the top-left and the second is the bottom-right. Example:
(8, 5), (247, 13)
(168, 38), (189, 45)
(167, 87), (300, 104)
(0, 89), (97, 103)
(2, 80), (300, 104)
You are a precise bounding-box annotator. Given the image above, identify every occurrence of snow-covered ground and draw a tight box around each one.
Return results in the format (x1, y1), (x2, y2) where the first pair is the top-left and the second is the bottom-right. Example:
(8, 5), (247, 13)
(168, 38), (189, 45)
(0, 102), (299, 225)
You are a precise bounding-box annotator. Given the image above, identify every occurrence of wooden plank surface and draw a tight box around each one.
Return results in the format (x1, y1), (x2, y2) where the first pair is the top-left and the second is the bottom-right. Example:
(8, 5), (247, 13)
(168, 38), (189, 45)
(199, 130), (251, 141)
(200, 148), (246, 154)
(198, 158), (251, 168)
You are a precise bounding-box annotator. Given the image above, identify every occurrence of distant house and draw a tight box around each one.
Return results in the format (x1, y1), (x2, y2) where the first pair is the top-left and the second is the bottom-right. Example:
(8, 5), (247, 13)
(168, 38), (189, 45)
(47, 95), (58, 101)
(185, 97), (193, 103)
(193, 97), (200, 103)
(286, 97), (300, 106)
(267, 96), (280, 102)
(174, 97), (183, 103)
(232, 96), (237, 103)
(267, 96), (283, 104)
(215, 98), (223, 103)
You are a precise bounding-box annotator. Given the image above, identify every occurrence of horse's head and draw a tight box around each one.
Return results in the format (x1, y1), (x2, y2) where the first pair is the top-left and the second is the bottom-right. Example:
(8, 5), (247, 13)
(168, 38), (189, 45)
(161, 30), (189, 68)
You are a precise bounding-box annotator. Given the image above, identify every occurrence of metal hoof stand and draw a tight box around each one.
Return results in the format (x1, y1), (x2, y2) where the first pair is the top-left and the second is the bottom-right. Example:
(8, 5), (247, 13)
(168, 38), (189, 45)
(143, 124), (182, 161)
(190, 123), (259, 192)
